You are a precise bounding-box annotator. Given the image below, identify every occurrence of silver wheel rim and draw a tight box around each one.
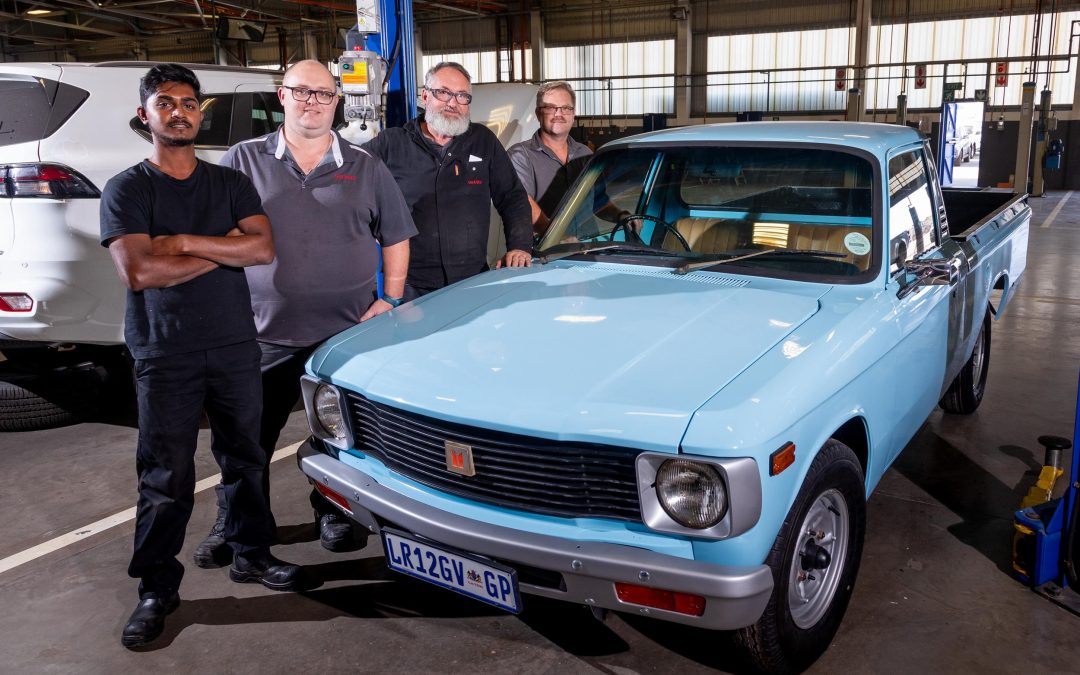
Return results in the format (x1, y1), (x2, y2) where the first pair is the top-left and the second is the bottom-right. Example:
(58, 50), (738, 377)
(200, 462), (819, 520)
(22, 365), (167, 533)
(787, 487), (850, 629)
(971, 322), (986, 382)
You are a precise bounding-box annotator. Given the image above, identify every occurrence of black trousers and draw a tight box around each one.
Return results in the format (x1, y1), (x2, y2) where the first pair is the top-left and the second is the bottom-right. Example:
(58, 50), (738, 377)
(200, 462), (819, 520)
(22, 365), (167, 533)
(249, 342), (343, 520)
(259, 342), (318, 461)
(129, 341), (272, 598)
(212, 341), (317, 524)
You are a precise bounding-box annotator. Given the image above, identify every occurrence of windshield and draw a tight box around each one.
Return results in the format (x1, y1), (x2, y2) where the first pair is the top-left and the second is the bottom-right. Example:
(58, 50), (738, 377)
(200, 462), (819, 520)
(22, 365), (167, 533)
(539, 144), (878, 280)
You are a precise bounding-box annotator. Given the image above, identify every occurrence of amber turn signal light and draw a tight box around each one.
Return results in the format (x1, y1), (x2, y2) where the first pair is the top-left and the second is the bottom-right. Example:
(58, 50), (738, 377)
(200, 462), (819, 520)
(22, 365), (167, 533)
(770, 442), (796, 476)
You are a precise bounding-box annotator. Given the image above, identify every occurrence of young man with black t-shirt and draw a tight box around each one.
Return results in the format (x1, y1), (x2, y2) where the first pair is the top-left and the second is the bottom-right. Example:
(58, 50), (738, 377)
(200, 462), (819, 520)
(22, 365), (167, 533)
(99, 64), (302, 649)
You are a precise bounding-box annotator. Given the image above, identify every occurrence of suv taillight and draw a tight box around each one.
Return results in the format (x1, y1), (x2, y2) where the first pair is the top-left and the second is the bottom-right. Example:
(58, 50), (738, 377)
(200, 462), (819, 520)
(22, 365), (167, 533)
(1, 163), (100, 199)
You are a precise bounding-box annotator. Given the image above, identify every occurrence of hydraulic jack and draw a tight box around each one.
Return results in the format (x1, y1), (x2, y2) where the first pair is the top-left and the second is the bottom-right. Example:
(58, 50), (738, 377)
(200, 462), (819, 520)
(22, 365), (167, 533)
(1012, 370), (1080, 614)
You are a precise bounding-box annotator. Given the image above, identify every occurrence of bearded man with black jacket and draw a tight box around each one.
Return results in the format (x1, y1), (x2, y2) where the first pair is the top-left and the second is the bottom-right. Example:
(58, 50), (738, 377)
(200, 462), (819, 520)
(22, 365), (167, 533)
(363, 61), (533, 301)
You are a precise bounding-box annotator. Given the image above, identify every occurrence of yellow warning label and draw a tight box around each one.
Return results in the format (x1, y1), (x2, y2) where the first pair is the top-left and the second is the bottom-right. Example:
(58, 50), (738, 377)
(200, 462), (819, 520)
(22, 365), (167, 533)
(341, 62), (368, 86)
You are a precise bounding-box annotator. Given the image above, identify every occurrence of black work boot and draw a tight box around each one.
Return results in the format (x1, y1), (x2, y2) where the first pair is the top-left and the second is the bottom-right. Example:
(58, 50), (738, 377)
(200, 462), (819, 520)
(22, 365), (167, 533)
(230, 553), (305, 591)
(193, 485), (232, 568)
(318, 510), (357, 552)
(120, 592), (180, 649)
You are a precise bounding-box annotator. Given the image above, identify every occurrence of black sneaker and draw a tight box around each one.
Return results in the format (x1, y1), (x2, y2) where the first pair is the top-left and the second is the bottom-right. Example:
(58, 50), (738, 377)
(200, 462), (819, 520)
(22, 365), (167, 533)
(318, 510), (356, 552)
(193, 509), (231, 569)
(120, 592), (180, 649)
(229, 554), (304, 591)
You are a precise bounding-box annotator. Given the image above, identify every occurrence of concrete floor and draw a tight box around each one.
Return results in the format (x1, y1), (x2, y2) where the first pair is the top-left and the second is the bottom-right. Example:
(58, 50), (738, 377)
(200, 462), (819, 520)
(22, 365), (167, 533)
(1, 192), (1079, 674)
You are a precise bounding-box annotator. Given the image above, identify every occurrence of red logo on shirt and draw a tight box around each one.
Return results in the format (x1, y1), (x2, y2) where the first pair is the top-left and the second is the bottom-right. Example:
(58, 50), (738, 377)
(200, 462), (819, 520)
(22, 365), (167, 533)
(467, 179), (483, 185)
(335, 174), (356, 181)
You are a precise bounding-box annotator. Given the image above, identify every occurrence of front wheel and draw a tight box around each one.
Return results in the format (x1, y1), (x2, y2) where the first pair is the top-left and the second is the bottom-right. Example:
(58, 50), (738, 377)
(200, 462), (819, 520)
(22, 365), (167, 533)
(939, 309), (991, 414)
(736, 440), (866, 675)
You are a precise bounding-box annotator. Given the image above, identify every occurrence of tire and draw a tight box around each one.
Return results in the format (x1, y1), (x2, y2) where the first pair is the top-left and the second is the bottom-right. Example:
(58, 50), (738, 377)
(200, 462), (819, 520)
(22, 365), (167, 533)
(939, 310), (990, 414)
(0, 363), (107, 431)
(735, 440), (866, 675)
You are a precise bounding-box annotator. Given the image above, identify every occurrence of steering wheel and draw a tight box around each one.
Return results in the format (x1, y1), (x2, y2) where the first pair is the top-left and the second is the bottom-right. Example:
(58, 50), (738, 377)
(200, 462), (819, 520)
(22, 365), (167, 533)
(611, 213), (692, 253)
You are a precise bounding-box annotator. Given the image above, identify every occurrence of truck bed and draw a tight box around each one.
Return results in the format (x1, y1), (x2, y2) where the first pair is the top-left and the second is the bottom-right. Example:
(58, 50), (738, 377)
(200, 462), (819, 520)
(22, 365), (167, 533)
(941, 188), (1024, 237)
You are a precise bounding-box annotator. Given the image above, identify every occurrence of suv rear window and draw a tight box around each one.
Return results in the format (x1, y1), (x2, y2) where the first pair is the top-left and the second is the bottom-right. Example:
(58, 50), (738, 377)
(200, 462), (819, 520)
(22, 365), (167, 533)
(0, 75), (90, 147)
(128, 92), (292, 147)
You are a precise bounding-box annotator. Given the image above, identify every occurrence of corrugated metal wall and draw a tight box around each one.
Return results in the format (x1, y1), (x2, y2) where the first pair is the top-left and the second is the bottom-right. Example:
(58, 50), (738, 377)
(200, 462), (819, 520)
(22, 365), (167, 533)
(420, 17), (502, 52)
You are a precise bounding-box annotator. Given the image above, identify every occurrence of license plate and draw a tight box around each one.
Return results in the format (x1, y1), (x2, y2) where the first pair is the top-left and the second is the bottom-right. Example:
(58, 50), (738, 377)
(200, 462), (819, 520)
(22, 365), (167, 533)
(381, 528), (522, 614)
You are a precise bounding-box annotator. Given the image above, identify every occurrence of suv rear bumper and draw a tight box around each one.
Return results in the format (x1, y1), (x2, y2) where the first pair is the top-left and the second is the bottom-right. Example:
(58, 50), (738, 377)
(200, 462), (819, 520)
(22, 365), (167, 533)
(298, 439), (774, 630)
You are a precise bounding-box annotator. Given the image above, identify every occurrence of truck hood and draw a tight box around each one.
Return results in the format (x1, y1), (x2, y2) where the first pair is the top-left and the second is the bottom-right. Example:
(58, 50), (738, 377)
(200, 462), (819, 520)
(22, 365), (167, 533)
(313, 263), (828, 451)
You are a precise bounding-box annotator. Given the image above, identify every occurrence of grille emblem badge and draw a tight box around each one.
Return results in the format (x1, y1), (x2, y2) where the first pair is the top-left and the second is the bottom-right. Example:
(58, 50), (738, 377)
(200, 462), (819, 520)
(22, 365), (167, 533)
(444, 440), (476, 476)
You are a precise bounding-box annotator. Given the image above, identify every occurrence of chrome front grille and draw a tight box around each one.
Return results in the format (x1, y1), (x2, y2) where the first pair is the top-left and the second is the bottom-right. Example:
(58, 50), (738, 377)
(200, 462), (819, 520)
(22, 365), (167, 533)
(345, 392), (642, 521)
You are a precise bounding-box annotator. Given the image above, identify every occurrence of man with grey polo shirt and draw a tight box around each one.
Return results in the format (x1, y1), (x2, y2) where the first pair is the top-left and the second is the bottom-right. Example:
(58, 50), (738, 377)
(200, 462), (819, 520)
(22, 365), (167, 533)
(508, 81), (593, 239)
(195, 60), (416, 563)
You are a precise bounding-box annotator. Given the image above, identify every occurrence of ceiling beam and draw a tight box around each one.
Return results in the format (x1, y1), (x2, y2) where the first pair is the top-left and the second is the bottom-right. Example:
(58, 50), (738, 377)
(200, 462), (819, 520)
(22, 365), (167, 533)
(0, 10), (131, 36)
(53, 0), (186, 25)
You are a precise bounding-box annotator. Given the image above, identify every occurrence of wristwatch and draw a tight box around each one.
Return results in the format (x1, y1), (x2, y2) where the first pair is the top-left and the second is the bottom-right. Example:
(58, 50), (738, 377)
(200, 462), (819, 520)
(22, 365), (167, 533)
(381, 294), (404, 308)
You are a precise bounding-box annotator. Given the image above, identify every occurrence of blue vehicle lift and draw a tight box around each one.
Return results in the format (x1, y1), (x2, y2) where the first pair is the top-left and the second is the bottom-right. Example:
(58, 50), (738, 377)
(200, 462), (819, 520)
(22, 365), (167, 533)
(341, 0), (417, 129)
(1013, 369), (1080, 614)
(340, 0), (417, 297)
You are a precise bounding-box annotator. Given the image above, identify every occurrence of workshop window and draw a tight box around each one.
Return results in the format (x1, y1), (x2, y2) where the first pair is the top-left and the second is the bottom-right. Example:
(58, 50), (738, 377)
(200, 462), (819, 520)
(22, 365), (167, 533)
(544, 40), (675, 116)
(704, 10), (1079, 113)
(421, 50), (532, 84)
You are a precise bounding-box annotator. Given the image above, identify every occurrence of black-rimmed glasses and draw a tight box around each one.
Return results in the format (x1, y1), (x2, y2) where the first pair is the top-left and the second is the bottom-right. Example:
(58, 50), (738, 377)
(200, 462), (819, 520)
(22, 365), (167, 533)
(539, 105), (575, 115)
(425, 87), (473, 104)
(283, 85), (337, 105)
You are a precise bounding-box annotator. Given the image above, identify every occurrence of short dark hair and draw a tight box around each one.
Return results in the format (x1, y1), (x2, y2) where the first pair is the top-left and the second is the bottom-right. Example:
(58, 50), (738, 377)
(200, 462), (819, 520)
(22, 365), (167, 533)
(139, 63), (201, 107)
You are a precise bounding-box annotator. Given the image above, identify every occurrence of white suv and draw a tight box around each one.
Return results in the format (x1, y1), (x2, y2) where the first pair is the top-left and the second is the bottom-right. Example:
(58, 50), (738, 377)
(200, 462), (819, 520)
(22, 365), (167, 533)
(0, 62), (283, 428)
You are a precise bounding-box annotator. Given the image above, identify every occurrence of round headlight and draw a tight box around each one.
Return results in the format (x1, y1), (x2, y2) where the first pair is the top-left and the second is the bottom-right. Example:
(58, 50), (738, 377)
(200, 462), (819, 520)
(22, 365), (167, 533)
(655, 459), (727, 529)
(314, 384), (346, 440)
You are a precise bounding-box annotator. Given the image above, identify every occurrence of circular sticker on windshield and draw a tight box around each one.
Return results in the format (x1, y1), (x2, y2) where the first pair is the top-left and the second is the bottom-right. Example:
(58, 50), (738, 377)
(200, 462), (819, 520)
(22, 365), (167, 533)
(844, 232), (871, 256)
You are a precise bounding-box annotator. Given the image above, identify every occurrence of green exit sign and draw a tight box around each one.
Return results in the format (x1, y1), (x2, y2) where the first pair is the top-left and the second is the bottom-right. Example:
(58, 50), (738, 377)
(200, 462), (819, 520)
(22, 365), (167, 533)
(943, 82), (964, 91)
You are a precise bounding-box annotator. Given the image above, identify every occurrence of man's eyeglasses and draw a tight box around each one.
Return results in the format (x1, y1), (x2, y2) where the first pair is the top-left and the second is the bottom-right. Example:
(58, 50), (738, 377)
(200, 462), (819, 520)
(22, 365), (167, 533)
(283, 85), (337, 105)
(539, 105), (575, 115)
(425, 87), (473, 105)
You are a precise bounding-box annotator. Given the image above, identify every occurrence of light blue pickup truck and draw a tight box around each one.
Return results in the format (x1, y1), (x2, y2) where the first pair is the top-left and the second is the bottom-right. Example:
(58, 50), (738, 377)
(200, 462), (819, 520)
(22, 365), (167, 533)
(296, 122), (1029, 673)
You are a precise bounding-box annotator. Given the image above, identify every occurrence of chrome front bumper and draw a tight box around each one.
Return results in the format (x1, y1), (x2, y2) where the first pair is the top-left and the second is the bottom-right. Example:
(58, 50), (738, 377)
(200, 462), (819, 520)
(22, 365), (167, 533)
(298, 440), (774, 630)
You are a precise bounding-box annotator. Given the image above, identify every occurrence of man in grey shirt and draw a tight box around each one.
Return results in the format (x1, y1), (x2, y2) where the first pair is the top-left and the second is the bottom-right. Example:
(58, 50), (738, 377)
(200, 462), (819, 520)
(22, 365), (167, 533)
(508, 81), (593, 239)
(196, 60), (416, 562)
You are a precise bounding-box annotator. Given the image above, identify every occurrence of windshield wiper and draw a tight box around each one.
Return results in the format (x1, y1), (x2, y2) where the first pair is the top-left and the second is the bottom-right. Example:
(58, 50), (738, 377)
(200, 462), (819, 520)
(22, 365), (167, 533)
(674, 248), (847, 275)
(539, 242), (675, 264)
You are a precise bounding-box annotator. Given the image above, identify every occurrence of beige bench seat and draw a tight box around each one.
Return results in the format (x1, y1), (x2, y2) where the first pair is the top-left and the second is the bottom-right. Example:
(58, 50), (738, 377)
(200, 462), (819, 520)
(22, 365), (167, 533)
(663, 216), (871, 271)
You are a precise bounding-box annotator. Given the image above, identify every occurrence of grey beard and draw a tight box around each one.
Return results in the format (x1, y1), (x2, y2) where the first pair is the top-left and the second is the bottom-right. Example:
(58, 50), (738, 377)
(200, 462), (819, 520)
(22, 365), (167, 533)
(426, 108), (470, 137)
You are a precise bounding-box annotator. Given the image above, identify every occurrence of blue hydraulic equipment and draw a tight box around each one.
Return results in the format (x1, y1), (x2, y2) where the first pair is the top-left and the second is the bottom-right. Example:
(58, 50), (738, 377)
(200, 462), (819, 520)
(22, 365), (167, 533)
(338, 0), (417, 296)
(1012, 368), (1080, 615)
(339, 0), (417, 131)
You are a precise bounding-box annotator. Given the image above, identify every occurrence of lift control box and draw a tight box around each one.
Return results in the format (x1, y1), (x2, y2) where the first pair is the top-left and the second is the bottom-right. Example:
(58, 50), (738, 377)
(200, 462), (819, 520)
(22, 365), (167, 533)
(339, 50), (383, 97)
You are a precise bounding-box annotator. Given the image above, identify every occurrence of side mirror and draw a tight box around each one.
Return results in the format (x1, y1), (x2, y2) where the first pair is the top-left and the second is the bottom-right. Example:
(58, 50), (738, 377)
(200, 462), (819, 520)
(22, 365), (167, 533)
(897, 258), (960, 299)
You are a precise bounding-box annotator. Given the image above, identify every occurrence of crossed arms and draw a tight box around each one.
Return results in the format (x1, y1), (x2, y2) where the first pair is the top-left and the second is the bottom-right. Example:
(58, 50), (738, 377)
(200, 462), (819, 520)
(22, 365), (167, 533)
(106, 215), (274, 292)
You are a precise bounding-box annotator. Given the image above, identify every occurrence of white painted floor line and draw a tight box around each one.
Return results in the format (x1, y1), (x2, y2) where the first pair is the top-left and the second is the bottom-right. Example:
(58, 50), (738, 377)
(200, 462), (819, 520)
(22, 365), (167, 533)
(0, 440), (303, 577)
(1040, 190), (1073, 228)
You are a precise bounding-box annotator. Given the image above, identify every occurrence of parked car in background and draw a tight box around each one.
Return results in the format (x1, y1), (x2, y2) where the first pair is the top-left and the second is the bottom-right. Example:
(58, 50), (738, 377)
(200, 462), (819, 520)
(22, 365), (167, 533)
(953, 124), (979, 163)
(0, 62), (284, 429)
(296, 122), (1029, 673)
